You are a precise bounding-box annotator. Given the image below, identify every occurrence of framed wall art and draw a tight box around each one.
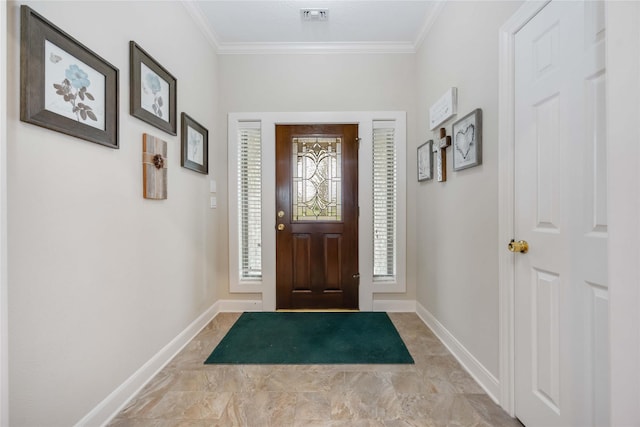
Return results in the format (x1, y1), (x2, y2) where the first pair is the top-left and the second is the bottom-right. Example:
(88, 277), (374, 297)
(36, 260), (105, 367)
(181, 113), (208, 174)
(452, 108), (483, 171)
(20, 5), (119, 148)
(130, 41), (177, 135)
(417, 140), (433, 181)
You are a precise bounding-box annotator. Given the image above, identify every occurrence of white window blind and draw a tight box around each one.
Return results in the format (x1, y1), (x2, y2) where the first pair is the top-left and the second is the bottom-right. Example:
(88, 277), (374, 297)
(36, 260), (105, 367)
(372, 122), (397, 278)
(238, 123), (262, 279)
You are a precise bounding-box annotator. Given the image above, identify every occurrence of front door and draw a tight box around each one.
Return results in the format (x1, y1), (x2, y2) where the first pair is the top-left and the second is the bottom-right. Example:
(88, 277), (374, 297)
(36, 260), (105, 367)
(513, 1), (608, 426)
(275, 124), (359, 309)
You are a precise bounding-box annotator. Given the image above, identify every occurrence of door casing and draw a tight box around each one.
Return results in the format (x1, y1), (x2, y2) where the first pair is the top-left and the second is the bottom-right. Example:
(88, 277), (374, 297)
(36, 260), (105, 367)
(0, 1), (8, 424)
(227, 111), (407, 311)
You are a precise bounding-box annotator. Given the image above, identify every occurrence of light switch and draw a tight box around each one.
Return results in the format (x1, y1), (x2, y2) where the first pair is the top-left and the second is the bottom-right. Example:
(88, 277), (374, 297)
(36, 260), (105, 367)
(209, 180), (217, 193)
(210, 196), (217, 209)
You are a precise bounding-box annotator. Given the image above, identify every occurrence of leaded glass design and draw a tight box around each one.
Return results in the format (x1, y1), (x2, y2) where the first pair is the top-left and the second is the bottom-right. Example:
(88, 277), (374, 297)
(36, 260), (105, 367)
(292, 137), (342, 221)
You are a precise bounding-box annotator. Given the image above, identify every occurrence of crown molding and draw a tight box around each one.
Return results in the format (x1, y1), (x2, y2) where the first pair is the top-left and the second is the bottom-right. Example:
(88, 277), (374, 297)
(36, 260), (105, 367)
(182, 0), (445, 55)
(181, 0), (220, 52)
(414, 0), (447, 49)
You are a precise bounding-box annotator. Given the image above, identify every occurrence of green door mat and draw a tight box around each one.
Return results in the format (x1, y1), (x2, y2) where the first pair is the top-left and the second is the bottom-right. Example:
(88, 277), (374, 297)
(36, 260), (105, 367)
(204, 312), (414, 365)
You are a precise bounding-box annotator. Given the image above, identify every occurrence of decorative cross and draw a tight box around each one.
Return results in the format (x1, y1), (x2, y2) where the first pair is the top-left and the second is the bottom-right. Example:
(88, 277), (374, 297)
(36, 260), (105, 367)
(143, 133), (168, 199)
(433, 127), (451, 182)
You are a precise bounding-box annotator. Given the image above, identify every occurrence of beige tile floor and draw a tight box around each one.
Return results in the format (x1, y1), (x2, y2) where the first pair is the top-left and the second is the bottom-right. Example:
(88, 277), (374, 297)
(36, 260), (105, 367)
(109, 312), (522, 427)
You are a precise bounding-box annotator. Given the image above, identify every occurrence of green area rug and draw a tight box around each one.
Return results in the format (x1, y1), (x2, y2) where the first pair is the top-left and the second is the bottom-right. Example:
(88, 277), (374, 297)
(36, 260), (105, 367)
(204, 312), (414, 365)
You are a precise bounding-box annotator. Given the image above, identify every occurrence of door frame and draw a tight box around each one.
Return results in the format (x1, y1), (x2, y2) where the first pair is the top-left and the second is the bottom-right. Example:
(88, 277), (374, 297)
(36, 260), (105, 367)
(499, 1), (640, 422)
(605, 2), (640, 424)
(1, 0), (8, 424)
(228, 111), (407, 312)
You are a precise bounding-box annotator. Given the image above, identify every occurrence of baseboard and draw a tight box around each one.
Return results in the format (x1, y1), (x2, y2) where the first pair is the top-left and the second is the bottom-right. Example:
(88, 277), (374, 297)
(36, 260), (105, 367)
(75, 299), (262, 426)
(415, 302), (500, 403)
(216, 299), (263, 312)
(75, 302), (220, 427)
(372, 299), (416, 312)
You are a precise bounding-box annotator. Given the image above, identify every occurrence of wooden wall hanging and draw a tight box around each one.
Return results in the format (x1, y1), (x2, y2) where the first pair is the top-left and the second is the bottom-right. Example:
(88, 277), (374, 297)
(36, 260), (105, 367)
(142, 133), (167, 199)
(433, 127), (451, 182)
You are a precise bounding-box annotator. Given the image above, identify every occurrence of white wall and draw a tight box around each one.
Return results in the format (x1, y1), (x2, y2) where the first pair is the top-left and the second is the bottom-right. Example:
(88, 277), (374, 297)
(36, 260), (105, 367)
(415, 1), (522, 379)
(217, 53), (418, 303)
(607, 2), (640, 424)
(6, 1), (220, 425)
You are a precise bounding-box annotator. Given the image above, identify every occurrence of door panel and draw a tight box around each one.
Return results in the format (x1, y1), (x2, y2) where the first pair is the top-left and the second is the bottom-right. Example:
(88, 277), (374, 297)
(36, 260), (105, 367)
(323, 235), (342, 289)
(292, 234), (311, 290)
(532, 268), (561, 412)
(276, 124), (359, 309)
(514, 1), (608, 426)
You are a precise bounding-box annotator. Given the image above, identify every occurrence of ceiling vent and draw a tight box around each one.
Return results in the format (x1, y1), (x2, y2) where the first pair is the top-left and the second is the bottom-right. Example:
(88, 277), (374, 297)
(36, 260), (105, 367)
(300, 8), (329, 21)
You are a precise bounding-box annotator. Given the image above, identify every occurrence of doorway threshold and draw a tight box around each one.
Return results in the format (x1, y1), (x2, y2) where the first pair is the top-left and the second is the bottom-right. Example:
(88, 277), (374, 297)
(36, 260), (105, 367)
(276, 309), (360, 312)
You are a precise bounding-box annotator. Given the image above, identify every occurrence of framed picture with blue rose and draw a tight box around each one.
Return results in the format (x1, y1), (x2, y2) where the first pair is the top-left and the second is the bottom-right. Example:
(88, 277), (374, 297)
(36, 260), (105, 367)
(181, 113), (208, 175)
(129, 41), (177, 135)
(20, 6), (119, 148)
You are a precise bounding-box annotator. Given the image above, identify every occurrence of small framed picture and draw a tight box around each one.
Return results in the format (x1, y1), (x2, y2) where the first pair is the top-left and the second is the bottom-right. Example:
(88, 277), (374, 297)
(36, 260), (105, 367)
(20, 6), (119, 148)
(452, 108), (482, 171)
(181, 113), (208, 174)
(417, 140), (433, 181)
(130, 41), (177, 135)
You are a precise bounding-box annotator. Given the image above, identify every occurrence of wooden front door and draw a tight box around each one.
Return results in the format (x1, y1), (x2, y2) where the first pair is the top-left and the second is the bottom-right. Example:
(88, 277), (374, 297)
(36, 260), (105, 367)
(275, 124), (359, 309)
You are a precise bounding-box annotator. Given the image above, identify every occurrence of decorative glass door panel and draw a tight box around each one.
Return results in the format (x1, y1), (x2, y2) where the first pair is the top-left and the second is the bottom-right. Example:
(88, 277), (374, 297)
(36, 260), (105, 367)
(292, 137), (342, 221)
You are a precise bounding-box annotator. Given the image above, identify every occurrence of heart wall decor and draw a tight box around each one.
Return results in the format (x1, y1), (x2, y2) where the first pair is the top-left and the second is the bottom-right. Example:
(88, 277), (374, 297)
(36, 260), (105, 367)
(452, 108), (483, 171)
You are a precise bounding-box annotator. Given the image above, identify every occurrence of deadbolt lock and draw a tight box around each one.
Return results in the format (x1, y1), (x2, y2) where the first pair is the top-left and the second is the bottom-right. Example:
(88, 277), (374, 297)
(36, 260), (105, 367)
(508, 239), (529, 254)
(277, 210), (284, 218)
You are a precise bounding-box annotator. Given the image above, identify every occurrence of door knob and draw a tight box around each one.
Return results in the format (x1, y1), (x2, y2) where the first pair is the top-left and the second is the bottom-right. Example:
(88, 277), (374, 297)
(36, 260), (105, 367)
(277, 224), (285, 231)
(508, 239), (528, 253)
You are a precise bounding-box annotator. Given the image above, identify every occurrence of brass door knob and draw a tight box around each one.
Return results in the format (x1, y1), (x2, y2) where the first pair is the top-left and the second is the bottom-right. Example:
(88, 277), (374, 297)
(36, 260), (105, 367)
(277, 224), (285, 231)
(508, 239), (528, 253)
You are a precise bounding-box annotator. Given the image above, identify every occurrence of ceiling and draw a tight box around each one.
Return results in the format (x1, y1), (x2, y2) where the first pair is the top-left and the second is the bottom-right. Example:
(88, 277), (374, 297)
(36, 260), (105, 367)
(184, 1), (444, 54)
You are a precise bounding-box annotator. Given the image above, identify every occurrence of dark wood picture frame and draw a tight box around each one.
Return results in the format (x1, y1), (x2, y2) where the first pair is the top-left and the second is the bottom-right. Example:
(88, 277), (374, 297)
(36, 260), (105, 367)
(417, 140), (433, 182)
(181, 113), (208, 174)
(20, 5), (119, 149)
(452, 108), (483, 171)
(130, 41), (177, 135)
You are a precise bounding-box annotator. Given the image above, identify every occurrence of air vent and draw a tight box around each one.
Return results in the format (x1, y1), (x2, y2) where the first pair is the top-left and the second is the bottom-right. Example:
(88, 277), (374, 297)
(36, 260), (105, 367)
(300, 8), (329, 21)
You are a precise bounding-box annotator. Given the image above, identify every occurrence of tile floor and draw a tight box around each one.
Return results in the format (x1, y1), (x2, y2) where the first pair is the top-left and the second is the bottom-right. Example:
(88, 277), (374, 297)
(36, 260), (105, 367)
(109, 312), (522, 426)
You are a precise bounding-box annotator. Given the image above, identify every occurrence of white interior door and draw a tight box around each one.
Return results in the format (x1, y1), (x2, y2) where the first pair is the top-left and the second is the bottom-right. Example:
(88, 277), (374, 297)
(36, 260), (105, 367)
(513, 1), (608, 426)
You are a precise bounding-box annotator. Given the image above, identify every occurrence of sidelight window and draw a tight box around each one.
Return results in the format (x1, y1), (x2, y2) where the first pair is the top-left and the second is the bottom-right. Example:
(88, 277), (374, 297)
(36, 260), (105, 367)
(372, 122), (397, 278)
(238, 122), (262, 279)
